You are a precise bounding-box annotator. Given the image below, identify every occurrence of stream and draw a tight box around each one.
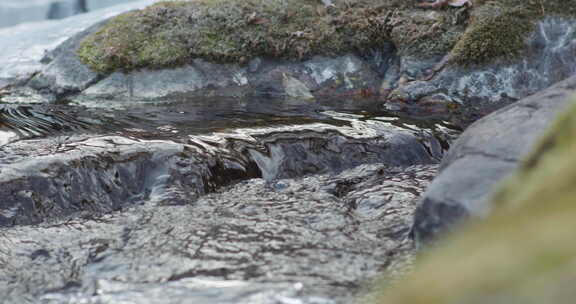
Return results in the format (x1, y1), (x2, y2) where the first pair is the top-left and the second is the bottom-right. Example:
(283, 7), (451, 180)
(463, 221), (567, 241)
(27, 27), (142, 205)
(0, 96), (459, 303)
(2, 0), (575, 302)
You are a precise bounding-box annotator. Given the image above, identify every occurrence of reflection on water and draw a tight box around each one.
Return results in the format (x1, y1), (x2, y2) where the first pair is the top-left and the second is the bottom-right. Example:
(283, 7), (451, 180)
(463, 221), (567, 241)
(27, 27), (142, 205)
(68, 95), (456, 140)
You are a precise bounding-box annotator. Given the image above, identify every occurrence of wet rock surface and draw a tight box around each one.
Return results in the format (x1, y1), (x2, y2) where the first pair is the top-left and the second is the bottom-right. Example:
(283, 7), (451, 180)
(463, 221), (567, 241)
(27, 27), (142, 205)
(45, 15), (576, 107)
(389, 17), (576, 108)
(0, 98), (455, 303)
(412, 75), (576, 245)
(0, 163), (436, 304)
(33, 52), (381, 103)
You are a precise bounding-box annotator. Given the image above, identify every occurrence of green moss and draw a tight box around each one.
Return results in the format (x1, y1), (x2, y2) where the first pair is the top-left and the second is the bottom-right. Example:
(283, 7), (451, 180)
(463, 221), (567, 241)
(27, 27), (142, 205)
(78, 3), (191, 73)
(365, 97), (576, 304)
(449, 2), (533, 65)
(78, 0), (576, 73)
(78, 0), (407, 74)
(449, 0), (576, 66)
(523, 0), (576, 17)
(389, 10), (465, 57)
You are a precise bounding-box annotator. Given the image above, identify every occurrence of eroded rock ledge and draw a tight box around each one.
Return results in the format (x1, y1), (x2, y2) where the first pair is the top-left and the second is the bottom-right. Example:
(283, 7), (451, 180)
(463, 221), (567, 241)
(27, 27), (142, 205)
(0, 113), (451, 226)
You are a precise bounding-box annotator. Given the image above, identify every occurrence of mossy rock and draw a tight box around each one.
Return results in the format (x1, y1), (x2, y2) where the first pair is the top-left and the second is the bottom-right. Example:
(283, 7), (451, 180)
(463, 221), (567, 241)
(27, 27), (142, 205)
(449, 3), (533, 65)
(449, 0), (576, 66)
(78, 0), (408, 74)
(77, 0), (576, 74)
(75, 0), (469, 74)
(388, 9), (464, 57)
(365, 98), (576, 303)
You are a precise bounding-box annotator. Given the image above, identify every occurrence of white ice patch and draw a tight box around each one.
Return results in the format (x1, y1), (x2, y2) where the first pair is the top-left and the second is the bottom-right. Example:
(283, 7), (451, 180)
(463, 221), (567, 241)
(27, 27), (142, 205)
(0, 204), (19, 218)
(232, 71), (248, 86)
(311, 67), (336, 84)
(0, 129), (19, 146)
(248, 145), (285, 182)
(305, 55), (362, 86)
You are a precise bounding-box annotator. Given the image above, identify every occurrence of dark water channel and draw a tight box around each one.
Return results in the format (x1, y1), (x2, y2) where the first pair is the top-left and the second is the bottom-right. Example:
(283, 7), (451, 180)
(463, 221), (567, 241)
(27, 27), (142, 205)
(0, 96), (459, 303)
(77, 96), (444, 138)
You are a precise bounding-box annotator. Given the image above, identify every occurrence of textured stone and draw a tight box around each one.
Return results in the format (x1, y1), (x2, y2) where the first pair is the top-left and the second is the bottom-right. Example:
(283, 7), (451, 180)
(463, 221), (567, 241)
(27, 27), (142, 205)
(412, 75), (576, 245)
(58, 53), (380, 102)
(386, 17), (576, 119)
(367, 98), (576, 304)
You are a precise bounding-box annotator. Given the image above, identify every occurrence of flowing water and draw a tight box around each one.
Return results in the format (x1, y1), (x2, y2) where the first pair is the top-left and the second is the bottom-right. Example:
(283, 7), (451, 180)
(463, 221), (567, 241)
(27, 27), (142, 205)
(0, 96), (459, 303)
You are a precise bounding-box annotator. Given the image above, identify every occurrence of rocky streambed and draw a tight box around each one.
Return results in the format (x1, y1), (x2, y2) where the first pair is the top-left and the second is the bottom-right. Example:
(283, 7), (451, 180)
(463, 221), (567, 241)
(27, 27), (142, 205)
(2, 0), (576, 303)
(0, 97), (458, 303)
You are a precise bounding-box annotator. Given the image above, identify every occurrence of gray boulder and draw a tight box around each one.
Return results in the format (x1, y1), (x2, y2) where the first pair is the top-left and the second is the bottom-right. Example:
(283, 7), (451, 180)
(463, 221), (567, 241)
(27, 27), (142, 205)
(56, 17), (576, 106)
(412, 75), (576, 245)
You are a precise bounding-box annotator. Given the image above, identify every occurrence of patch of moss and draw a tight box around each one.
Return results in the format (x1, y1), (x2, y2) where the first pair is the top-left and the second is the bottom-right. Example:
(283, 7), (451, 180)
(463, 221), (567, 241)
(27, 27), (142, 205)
(78, 2), (192, 73)
(449, 2), (534, 65)
(523, 0), (576, 17)
(389, 10), (465, 57)
(365, 97), (576, 304)
(449, 0), (576, 66)
(77, 0), (576, 73)
(78, 0), (411, 74)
